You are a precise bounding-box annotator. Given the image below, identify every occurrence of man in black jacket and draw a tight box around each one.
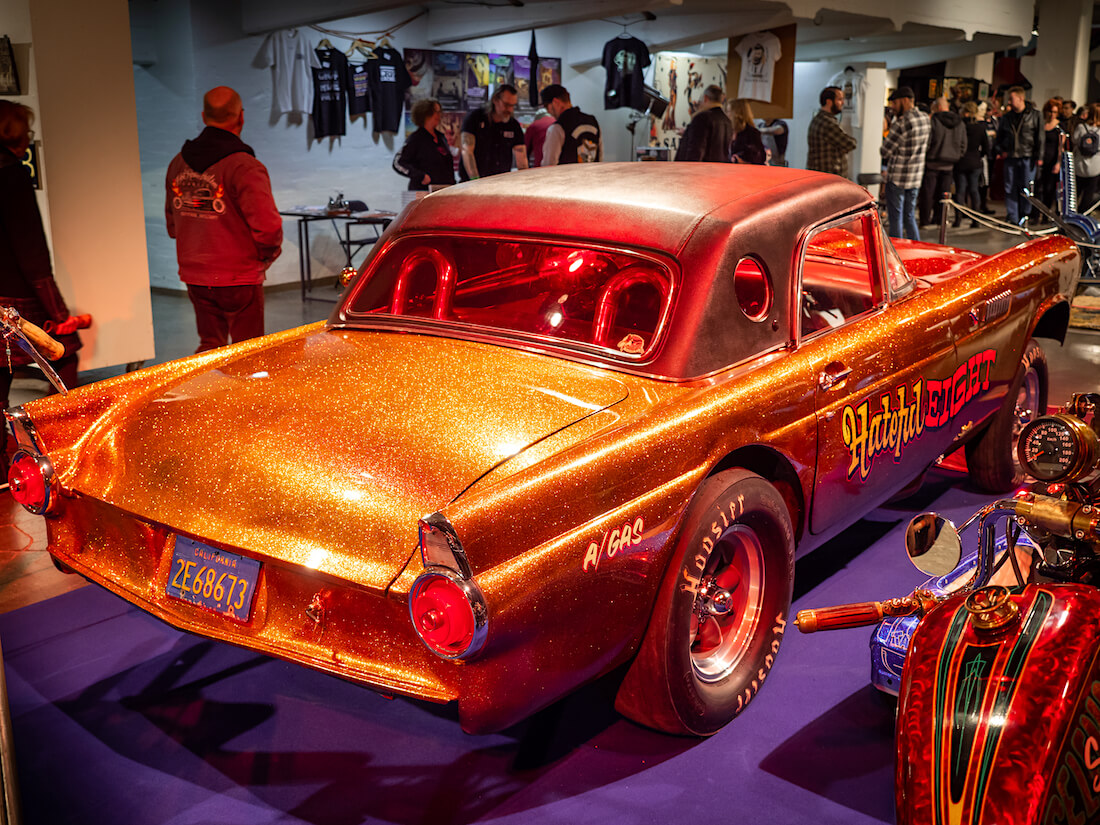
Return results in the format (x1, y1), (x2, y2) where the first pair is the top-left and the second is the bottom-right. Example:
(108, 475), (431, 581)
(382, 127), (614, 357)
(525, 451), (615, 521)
(675, 85), (733, 163)
(994, 86), (1044, 225)
(540, 85), (602, 165)
(919, 97), (967, 226)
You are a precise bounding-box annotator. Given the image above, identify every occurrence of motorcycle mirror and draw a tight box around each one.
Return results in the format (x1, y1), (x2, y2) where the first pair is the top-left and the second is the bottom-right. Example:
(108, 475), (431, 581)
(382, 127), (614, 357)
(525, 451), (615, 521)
(905, 512), (962, 577)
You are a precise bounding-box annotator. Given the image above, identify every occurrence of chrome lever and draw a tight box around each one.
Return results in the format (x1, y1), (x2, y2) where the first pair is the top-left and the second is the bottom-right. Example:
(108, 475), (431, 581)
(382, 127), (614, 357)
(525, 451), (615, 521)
(818, 367), (851, 391)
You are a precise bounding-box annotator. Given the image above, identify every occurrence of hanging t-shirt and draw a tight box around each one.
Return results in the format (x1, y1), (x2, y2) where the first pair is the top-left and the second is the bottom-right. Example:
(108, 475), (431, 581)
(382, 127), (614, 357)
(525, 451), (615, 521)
(827, 68), (868, 128)
(259, 29), (318, 115)
(735, 31), (781, 103)
(601, 36), (651, 111)
(368, 46), (413, 133)
(347, 62), (371, 118)
(312, 48), (349, 138)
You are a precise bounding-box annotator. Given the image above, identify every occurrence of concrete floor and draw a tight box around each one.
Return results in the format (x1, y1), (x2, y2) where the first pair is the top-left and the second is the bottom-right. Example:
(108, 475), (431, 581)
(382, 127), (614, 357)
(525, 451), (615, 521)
(1, 215), (1098, 615)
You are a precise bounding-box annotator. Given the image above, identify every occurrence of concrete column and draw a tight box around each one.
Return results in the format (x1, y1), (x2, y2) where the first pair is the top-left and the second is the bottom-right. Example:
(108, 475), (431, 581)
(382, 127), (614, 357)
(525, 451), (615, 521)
(27, 0), (154, 369)
(1030, 0), (1091, 104)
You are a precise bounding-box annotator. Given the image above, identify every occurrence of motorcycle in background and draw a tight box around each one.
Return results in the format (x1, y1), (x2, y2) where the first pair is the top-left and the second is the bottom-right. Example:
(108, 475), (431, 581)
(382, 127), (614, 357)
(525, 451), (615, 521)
(797, 391), (1100, 824)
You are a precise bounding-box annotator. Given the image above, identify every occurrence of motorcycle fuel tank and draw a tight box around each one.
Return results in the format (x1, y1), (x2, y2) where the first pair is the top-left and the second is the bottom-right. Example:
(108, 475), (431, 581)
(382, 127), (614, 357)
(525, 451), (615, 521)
(897, 583), (1100, 824)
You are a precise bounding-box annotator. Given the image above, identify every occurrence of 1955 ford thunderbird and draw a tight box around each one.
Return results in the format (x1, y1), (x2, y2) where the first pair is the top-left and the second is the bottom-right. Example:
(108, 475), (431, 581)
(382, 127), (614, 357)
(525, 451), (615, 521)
(5, 163), (1079, 735)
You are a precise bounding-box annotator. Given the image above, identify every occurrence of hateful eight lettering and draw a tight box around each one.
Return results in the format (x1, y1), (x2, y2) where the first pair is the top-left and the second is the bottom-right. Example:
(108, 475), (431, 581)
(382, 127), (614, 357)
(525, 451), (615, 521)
(582, 517), (644, 572)
(842, 349), (997, 482)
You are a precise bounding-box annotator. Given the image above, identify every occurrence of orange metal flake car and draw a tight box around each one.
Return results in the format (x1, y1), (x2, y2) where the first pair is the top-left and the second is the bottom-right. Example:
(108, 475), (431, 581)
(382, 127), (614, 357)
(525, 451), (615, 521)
(6, 164), (1078, 736)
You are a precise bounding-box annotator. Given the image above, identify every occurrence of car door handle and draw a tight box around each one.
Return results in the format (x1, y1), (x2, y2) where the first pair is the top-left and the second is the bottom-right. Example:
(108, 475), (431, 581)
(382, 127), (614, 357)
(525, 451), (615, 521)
(818, 364), (851, 391)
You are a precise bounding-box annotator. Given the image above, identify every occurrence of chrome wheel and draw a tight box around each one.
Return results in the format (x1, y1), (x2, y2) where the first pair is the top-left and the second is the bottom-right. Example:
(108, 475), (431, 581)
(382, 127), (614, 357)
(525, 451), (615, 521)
(1013, 367), (1041, 437)
(1012, 366), (1042, 478)
(689, 524), (765, 683)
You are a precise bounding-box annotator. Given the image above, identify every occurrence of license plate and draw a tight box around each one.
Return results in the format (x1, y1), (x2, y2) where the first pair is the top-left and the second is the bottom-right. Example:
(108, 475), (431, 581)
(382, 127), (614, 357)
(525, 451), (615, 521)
(166, 535), (260, 621)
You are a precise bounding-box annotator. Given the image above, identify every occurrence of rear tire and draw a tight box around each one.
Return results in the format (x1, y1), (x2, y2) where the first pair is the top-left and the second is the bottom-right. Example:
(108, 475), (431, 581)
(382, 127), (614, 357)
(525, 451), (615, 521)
(965, 339), (1046, 492)
(615, 469), (795, 736)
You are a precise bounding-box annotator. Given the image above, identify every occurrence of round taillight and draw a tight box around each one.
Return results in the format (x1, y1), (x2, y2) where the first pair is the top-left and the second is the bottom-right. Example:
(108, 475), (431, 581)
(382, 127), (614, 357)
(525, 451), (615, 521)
(409, 571), (487, 659)
(9, 451), (50, 513)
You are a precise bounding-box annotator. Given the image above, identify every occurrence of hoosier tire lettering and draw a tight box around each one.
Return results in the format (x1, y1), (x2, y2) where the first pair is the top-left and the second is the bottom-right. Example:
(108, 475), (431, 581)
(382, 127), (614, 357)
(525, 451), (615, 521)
(614, 469), (795, 736)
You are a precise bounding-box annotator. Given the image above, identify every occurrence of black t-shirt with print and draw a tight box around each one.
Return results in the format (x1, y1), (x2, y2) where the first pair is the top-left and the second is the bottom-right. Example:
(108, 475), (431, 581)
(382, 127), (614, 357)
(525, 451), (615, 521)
(601, 36), (651, 111)
(459, 108), (524, 180)
(367, 47), (412, 133)
(347, 62), (371, 117)
(312, 48), (348, 138)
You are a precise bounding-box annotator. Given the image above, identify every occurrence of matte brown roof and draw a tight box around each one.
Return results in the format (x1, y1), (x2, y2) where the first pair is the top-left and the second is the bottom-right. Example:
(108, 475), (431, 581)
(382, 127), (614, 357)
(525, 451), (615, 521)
(396, 162), (872, 257)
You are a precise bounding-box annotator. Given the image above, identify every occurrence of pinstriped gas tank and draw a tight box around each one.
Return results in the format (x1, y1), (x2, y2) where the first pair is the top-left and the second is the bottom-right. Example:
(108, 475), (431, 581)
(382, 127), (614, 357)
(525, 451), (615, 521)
(897, 583), (1100, 824)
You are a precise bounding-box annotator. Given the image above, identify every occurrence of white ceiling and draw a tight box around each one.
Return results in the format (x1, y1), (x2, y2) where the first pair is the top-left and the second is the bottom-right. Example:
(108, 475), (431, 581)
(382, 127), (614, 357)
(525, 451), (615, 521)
(240, 0), (1034, 71)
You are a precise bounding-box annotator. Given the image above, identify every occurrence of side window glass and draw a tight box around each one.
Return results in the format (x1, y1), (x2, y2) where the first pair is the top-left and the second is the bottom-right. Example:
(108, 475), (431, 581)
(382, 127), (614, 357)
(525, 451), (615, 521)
(800, 214), (878, 338)
(879, 222), (913, 297)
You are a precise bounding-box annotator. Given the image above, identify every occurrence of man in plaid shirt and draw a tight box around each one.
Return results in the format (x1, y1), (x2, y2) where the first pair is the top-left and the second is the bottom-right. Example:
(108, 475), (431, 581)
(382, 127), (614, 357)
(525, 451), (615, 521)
(807, 86), (857, 176)
(881, 87), (931, 240)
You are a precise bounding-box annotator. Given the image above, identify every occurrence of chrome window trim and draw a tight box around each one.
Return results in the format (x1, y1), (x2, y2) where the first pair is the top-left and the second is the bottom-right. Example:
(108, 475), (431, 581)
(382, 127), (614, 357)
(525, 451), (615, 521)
(791, 206), (887, 347)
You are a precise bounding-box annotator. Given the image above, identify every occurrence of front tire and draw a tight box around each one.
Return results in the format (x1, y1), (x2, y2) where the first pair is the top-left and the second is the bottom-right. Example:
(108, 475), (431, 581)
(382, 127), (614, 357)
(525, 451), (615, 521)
(615, 469), (795, 735)
(965, 339), (1047, 492)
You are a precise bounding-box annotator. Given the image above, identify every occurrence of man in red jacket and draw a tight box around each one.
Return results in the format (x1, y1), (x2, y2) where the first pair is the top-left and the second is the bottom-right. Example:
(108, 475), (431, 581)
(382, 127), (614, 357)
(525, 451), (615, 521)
(166, 86), (282, 352)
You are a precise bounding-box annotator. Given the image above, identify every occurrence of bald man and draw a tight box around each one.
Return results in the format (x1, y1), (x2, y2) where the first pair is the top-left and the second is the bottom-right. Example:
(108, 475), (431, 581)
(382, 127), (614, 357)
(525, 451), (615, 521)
(166, 86), (282, 352)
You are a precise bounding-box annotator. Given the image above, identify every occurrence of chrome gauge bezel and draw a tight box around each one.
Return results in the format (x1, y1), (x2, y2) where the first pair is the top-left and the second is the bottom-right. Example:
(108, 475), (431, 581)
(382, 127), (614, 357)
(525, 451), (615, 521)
(1017, 413), (1099, 483)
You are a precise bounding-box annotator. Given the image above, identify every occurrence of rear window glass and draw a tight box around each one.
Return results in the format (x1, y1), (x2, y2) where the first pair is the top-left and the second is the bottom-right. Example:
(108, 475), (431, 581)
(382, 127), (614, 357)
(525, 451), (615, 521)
(345, 236), (675, 358)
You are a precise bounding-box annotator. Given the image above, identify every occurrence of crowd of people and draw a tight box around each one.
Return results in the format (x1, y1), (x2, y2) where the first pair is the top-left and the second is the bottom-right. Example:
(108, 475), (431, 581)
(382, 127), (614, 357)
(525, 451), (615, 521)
(393, 76), (1100, 247)
(873, 85), (1100, 240)
(393, 81), (788, 184)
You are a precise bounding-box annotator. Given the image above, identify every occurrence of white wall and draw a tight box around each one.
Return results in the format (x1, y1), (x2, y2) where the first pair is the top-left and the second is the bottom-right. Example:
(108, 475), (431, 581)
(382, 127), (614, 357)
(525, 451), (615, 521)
(132, 0), (622, 292)
(4, 0), (154, 370)
(788, 61), (883, 181)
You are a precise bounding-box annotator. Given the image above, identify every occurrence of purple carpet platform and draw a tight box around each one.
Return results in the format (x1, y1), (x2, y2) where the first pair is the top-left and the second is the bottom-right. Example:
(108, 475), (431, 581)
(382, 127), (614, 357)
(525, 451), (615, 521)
(0, 473), (1001, 825)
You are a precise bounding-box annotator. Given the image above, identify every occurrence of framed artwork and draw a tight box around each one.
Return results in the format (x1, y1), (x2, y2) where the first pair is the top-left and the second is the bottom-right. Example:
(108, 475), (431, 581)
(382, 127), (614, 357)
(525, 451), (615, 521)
(0, 36), (19, 95)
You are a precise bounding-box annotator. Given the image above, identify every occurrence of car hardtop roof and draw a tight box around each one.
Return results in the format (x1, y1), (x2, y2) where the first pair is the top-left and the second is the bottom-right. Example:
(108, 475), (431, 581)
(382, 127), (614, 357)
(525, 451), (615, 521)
(396, 162), (873, 257)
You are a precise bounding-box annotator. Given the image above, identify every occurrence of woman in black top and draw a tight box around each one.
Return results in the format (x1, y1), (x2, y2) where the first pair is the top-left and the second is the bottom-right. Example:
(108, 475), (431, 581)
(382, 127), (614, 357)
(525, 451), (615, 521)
(393, 98), (456, 191)
(727, 99), (766, 165)
(952, 101), (991, 227)
(1035, 98), (1063, 220)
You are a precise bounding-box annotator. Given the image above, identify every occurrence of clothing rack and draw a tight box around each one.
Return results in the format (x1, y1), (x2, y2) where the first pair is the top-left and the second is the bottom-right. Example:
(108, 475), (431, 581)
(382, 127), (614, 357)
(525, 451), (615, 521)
(307, 9), (424, 47)
(601, 11), (656, 36)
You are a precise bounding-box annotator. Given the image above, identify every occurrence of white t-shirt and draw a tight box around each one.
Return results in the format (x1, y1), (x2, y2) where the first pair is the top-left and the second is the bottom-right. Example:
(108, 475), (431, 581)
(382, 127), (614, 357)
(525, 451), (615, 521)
(259, 29), (319, 115)
(735, 32), (781, 103)
(827, 68), (868, 128)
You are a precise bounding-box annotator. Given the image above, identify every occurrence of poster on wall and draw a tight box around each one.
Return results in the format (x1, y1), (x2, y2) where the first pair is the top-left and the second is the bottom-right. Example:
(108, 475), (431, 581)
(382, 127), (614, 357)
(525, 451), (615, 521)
(514, 56), (532, 107)
(650, 52), (727, 154)
(0, 36), (19, 95)
(490, 54), (514, 88)
(404, 47), (562, 135)
(536, 58), (561, 97)
(432, 51), (465, 109)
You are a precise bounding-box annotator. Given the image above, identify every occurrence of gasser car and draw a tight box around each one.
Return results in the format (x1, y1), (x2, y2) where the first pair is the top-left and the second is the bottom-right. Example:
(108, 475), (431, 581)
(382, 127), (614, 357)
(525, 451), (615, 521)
(5, 164), (1078, 736)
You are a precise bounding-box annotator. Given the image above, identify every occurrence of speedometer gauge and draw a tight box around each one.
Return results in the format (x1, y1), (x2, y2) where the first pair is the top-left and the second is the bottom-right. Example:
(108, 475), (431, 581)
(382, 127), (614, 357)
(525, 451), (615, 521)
(1017, 414), (1099, 482)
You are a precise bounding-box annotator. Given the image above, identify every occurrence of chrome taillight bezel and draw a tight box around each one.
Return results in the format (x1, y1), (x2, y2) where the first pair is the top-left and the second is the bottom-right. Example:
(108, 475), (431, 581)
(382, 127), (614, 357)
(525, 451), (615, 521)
(408, 568), (488, 660)
(5, 406), (42, 453)
(410, 512), (488, 660)
(8, 447), (56, 515)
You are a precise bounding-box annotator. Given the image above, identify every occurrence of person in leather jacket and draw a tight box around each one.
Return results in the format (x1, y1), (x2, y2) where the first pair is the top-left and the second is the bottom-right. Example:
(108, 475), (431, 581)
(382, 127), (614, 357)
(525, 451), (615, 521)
(994, 86), (1044, 225)
(674, 85), (732, 163)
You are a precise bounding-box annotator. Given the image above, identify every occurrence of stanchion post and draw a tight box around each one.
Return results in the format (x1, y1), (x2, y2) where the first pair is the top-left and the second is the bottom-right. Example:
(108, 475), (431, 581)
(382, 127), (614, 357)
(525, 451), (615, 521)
(939, 191), (950, 245)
